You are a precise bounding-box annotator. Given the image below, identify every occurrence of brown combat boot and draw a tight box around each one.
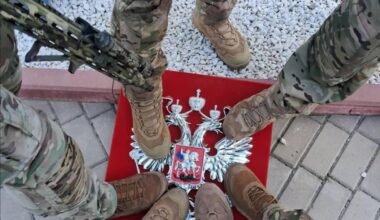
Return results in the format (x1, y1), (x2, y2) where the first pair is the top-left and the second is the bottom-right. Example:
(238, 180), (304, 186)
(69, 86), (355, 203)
(223, 83), (295, 140)
(124, 76), (171, 159)
(224, 163), (277, 220)
(142, 188), (189, 220)
(224, 164), (312, 220)
(192, 0), (250, 69)
(195, 183), (233, 220)
(110, 172), (168, 218)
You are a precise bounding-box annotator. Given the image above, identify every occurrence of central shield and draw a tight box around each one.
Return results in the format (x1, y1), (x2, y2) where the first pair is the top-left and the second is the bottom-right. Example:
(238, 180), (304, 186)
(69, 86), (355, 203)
(170, 145), (206, 186)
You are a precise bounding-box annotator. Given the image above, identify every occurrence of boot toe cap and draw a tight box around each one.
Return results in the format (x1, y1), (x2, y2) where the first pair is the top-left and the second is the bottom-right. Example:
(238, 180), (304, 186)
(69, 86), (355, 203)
(222, 44), (251, 69)
(136, 125), (172, 159)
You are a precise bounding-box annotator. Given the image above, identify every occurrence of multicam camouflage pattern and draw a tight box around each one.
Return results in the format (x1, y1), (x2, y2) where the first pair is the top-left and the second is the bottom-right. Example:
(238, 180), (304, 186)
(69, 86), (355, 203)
(265, 210), (311, 220)
(111, 0), (240, 72)
(0, 0), (154, 90)
(0, 20), (116, 220)
(111, 0), (172, 76)
(277, 0), (380, 114)
(262, 204), (311, 220)
(1, 0), (380, 220)
(111, 0), (173, 159)
(0, 86), (117, 219)
(0, 20), (22, 94)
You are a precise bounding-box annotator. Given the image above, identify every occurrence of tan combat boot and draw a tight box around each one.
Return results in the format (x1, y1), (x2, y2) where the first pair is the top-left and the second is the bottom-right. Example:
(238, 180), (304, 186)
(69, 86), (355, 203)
(192, 0), (250, 69)
(195, 183), (233, 220)
(110, 172), (168, 218)
(112, 0), (172, 159)
(142, 188), (189, 220)
(125, 76), (171, 159)
(224, 164), (311, 220)
(223, 83), (297, 140)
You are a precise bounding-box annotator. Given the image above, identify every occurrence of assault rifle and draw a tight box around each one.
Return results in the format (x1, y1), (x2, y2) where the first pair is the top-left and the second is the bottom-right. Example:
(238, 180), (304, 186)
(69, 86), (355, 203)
(0, 0), (154, 90)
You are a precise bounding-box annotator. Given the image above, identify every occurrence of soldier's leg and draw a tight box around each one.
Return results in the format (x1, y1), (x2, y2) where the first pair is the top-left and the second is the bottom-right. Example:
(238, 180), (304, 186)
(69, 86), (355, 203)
(195, 0), (237, 25)
(280, 0), (380, 108)
(0, 20), (22, 94)
(223, 0), (380, 139)
(192, 0), (250, 69)
(0, 84), (169, 220)
(0, 19), (117, 219)
(0, 86), (117, 219)
(1, 14), (169, 220)
(111, 0), (172, 159)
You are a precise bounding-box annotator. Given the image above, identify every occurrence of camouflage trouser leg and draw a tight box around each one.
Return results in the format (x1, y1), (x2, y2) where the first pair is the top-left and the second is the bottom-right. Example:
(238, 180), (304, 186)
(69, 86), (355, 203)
(111, 0), (171, 76)
(0, 20), (22, 94)
(195, 0), (238, 25)
(0, 86), (117, 220)
(1, 20), (117, 219)
(276, 0), (380, 114)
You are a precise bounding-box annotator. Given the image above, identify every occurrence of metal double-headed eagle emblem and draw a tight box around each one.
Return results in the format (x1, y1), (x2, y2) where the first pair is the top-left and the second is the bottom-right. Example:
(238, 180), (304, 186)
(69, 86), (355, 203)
(129, 89), (253, 219)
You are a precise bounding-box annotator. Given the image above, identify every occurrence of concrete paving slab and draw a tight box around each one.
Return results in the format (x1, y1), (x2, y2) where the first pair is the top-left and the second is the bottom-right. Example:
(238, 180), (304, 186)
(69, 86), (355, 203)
(310, 115), (326, 124)
(62, 115), (107, 167)
(271, 118), (291, 150)
(267, 156), (292, 197)
(92, 161), (108, 181)
(279, 168), (321, 210)
(23, 99), (56, 121)
(358, 116), (380, 144)
(303, 123), (348, 177)
(50, 101), (83, 124)
(273, 117), (320, 168)
(332, 132), (378, 189)
(1, 188), (32, 220)
(329, 115), (360, 133)
(361, 151), (380, 201)
(91, 110), (116, 155)
(342, 191), (380, 220)
(5, 97), (380, 220)
(82, 102), (112, 119)
(309, 179), (351, 220)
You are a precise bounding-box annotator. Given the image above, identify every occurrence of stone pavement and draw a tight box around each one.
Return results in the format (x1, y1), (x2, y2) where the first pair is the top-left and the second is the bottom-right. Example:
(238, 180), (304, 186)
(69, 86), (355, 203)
(1, 99), (380, 220)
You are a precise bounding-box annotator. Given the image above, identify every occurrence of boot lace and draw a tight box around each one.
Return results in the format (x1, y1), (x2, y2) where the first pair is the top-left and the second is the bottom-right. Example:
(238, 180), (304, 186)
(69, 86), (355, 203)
(131, 96), (162, 136)
(242, 97), (272, 129)
(246, 185), (277, 219)
(120, 179), (144, 202)
(212, 21), (238, 46)
(113, 179), (144, 215)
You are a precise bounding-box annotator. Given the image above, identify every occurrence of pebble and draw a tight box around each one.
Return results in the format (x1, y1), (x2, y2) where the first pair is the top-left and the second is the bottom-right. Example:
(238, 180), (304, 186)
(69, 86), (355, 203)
(361, 172), (367, 178)
(280, 138), (287, 146)
(14, 0), (379, 84)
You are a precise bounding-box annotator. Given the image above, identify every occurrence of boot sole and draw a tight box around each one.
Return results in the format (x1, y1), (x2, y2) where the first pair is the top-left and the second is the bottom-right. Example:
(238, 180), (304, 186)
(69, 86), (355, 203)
(192, 11), (250, 70)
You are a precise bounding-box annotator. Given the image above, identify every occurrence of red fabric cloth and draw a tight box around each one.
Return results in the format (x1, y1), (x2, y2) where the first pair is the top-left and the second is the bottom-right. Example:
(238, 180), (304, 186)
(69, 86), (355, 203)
(106, 70), (273, 220)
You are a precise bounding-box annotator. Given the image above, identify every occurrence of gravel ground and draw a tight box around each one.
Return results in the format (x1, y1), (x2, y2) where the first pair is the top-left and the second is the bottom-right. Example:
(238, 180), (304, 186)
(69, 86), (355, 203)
(16, 0), (380, 83)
